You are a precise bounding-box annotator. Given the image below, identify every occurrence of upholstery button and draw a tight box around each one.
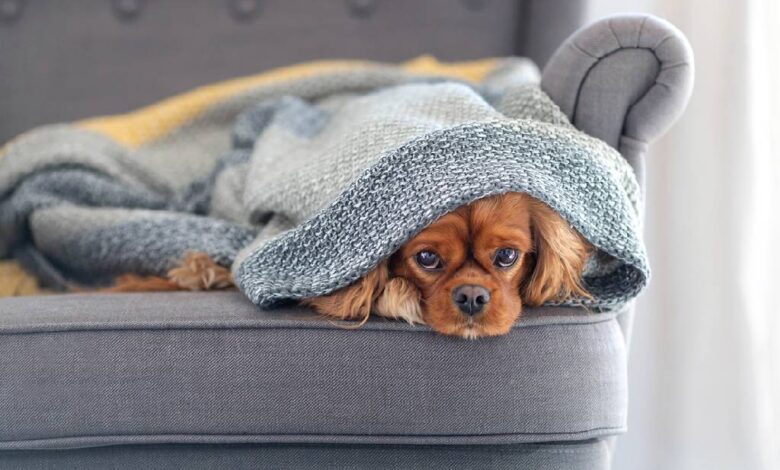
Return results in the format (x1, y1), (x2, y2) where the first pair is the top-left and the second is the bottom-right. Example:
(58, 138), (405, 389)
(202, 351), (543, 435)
(230, 0), (261, 22)
(0, 0), (23, 23)
(113, 0), (143, 21)
(461, 0), (489, 11)
(347, 0), (377, 19)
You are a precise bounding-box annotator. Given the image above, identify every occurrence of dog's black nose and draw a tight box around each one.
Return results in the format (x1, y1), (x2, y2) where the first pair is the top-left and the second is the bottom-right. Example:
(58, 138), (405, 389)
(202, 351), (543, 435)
(452, 285), (490, 316)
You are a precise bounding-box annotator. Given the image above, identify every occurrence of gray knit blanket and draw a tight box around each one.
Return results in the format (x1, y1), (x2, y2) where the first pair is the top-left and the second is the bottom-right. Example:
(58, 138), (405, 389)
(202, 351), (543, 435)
(0, 59), (648, 309)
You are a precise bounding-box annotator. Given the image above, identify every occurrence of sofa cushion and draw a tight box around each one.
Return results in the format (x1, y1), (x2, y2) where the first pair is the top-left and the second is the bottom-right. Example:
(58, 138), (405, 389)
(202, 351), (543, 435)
(0, 292), (627, 450)
(0, 440), (613, 470)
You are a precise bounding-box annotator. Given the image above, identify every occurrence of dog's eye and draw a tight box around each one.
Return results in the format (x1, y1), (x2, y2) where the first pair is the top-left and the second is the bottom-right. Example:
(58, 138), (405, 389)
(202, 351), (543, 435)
(415, 250), (443, 270)
(493, 248), (519, 268)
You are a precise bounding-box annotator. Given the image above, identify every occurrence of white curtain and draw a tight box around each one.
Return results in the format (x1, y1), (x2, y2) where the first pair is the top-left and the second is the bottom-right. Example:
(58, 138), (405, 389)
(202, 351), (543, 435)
(585, 1), (780, 469)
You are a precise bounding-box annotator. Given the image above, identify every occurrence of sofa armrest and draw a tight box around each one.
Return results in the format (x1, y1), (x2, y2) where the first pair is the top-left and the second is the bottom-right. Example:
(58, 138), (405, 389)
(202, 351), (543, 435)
(541, 14), (694, 168)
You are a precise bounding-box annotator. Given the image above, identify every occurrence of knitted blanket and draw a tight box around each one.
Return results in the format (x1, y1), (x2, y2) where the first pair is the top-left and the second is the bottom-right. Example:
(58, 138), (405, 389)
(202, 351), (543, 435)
(0, 57), (648, 309)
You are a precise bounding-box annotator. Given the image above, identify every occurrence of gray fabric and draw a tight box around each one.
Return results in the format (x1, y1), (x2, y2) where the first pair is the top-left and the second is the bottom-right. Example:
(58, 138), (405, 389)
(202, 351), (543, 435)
(541, 14), (694, 161)
(0, 292), (628, 450)
(516, 0), (587, 69)
(0, 440), (612, 470)
(0, 0), (586, 143)
(235, 82), (646, 309)
(0, 65), (648, 312)
(538, 13), (695, 349)
(0, 12), (696, 469)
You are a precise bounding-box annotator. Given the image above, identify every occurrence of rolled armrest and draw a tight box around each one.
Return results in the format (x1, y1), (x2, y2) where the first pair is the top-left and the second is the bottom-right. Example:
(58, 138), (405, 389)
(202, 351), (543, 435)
(541, 14), (694, 162)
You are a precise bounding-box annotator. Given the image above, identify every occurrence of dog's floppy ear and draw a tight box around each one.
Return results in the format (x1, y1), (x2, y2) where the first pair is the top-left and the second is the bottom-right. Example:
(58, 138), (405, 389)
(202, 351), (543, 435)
(302, 261), (389, 323)
(522, 201), (592, 307)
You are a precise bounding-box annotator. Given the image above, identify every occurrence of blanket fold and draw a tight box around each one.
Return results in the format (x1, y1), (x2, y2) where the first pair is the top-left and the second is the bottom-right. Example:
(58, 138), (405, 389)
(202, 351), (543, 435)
(0, 57), (648, 309)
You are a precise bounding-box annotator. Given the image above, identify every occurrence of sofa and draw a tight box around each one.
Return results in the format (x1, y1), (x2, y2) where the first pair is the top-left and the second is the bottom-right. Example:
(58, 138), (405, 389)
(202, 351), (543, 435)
(0, 2), (693, 468)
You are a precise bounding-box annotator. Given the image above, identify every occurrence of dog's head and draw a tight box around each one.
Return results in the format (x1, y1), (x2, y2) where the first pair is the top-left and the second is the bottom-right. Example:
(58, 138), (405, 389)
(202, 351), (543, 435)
(305, 192), (592, 339)
(389, 192), (592, 338)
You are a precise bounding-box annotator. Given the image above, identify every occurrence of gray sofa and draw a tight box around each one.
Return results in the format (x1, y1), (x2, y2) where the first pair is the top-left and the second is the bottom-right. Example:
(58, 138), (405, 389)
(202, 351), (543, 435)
(0, 2), (693, 468)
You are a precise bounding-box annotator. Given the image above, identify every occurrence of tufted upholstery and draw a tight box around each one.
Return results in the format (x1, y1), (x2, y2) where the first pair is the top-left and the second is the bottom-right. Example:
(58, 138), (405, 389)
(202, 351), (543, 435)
(0, 0), (583, 143)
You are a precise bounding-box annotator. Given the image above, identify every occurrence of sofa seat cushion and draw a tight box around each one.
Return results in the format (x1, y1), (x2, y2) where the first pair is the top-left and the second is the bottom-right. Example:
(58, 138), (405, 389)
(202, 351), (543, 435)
(0, 440), (613, 470)
(0, 292), (627, 450)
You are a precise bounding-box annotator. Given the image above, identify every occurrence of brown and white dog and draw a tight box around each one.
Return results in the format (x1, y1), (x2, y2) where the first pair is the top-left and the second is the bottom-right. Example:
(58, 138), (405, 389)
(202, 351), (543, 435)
(108, 192), (592, 339)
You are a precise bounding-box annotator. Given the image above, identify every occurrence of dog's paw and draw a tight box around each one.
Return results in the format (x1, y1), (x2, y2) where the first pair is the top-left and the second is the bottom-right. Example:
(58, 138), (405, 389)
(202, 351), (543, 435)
(103, 274), (180, 292)
(374, 278), (424, 325)
(167, 252), (234, 291)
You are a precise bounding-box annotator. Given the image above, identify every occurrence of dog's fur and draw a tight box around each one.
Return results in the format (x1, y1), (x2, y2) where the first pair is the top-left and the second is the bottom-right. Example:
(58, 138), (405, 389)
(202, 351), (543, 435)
(109, 192), (592, 338)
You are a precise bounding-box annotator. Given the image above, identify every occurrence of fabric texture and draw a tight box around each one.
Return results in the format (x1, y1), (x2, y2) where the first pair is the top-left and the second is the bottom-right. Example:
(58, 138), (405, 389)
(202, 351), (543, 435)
(0, 57), (498, 298)
(0, 0), (587, 143)
(0, 261), (43, 296)
(0, 440), (611, 470)
(0, 292), (628, 449)
(542, 14), (694, 155)
(0, 58), (647, 310)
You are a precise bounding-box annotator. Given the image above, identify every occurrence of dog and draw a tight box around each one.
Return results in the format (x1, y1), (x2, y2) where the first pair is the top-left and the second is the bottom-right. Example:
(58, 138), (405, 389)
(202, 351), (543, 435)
(108, 192), (592, 339)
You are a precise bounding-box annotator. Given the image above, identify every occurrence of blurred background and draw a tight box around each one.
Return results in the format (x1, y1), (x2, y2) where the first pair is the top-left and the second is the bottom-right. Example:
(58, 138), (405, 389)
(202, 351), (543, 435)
(2, 1), (778, 469)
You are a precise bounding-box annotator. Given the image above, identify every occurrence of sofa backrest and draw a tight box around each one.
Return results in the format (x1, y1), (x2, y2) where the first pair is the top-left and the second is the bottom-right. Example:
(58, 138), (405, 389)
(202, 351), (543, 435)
(0, 0), (585, 142)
